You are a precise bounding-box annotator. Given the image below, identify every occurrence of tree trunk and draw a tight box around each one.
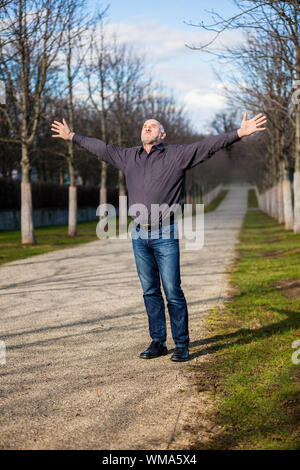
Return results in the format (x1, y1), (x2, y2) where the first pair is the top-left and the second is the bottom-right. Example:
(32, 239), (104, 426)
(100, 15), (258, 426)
(262, 190), (267, 213)
(21, 144), (35, 244)
(66, 23), (78, 238)
(257, 189), (263, 212)
(282, 163), (294, 230)
(277, 177), (284, 224)
(68, 156), (77, 237)
(271, 185), (278, 219)
(293, 103), (300, 232)
(99, 161), (108, 220)
(294, 171), (300, 233)
(99, 161), (108, 231)
(118, 170), (127, 226)
(98, 23), (108, 221)
(100, 163), (107, 206)
(117, 127), (127, 226)
(267, 188), (272, 216)
(68, 185), (77, 236)
(99, 111), (108, 220)
(293, 44), (300, 233)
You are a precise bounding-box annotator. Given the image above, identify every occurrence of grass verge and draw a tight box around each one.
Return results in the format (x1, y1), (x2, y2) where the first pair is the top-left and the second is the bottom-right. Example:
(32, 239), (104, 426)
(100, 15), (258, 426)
(189, 189), (300, 450)
(0, 217), (132, 266)
(0, 220), (101, 266)
(204, 189), (228, 213)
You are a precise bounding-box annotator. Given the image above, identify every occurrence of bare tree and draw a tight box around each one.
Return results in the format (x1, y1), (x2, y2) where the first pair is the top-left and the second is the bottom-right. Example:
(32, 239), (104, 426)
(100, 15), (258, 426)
(60, 0), (97, 236)
(84, 11), (111, 222)
(186, 0), (300, 232)
(215, 33), (295, 228)
(107, 39), (150, 225)
(0, 0), (71, 243)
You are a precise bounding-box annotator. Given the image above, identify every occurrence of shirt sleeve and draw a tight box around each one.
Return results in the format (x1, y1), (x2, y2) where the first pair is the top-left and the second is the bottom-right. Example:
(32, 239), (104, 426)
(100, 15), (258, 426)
(174, 129), (241, 171)
(72, 133), (126, 172)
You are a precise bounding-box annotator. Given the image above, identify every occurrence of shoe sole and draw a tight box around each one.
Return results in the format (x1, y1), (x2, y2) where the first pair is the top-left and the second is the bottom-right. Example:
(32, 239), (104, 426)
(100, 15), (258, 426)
(139, 350), (168, 359)
(170, 356), (190, 362)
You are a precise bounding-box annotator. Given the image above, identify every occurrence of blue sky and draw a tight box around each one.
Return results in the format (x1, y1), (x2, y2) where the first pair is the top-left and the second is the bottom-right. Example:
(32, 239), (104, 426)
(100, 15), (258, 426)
(85, 0), (245, 133)
(91, 0), (238, 29)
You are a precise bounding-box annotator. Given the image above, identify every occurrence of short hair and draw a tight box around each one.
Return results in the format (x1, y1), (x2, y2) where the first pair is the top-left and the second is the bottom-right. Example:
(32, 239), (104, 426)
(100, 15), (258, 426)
(158, 122), (165, 134)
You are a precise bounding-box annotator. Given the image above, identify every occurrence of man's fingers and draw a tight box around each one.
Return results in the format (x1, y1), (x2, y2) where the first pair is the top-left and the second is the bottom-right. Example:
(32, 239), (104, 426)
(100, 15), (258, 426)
(255, 115), (267, 122)
(254, 113), (263, 120)
(255, 119), (267, 127)
(255, 116), (267, 124)
(243, 111), (247, 121)
(51, 134), (60, 137)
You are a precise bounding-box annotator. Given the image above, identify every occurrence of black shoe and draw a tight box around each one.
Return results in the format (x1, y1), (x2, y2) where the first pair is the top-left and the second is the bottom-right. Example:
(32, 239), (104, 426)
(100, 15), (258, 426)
(170, 347), (190, 362)
(139, 340), (168, 359)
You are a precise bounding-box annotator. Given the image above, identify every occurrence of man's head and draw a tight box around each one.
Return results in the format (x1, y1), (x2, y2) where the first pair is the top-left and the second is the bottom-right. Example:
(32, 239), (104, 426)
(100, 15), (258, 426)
(141, 119), (166, 146)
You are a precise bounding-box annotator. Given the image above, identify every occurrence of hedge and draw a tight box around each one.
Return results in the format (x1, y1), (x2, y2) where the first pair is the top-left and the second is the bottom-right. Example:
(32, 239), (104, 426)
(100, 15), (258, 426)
(0, 177), (119, 210)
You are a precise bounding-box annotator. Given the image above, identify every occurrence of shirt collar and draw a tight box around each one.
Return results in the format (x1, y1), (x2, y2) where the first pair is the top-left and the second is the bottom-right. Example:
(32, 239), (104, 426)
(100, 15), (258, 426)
(138, 142), (165, 154)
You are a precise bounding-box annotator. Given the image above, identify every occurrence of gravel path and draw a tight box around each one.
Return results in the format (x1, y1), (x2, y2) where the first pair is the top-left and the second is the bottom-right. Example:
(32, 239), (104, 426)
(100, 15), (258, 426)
(0, 185), (249, 449)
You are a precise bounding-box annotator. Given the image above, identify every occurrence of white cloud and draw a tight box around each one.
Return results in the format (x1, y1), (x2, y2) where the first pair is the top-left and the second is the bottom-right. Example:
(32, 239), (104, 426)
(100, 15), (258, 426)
(105, 19), (243, 62)
(181, 87), (228, 132)
(104, 19), (244, 132)
(72, 18), (245, 133)
(183, 88), (227, 111)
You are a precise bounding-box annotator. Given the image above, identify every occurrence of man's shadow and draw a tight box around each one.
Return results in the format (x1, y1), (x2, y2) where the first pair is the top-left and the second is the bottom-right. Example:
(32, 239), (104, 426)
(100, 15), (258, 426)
(188, 306), (300, 360)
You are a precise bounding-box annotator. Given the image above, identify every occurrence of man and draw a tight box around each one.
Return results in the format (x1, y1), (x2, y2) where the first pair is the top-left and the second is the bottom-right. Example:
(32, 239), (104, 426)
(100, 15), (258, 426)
(51, 112), (267, 361)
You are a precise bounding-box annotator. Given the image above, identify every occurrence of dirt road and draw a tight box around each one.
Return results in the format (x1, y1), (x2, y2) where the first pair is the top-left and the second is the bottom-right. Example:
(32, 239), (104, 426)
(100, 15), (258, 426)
(0, 186), (249, 449)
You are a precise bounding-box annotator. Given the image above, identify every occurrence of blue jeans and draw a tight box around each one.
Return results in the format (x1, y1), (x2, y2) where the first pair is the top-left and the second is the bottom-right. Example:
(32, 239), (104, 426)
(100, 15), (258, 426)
(131, 222), (189, 348)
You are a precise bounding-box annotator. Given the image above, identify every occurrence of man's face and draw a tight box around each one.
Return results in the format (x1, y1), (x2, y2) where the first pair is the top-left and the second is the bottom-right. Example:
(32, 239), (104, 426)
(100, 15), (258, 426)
(141, 119), (164, 145)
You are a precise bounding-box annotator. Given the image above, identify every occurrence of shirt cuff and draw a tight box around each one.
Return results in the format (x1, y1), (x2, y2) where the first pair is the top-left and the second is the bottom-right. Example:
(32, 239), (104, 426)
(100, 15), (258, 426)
(72, 133), (80, 145)
(231, 128), (242, 142)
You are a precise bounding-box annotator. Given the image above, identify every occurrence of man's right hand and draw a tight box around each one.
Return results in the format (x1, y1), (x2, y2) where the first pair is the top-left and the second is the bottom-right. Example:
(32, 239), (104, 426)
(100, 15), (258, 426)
(51, 118), (75, 141)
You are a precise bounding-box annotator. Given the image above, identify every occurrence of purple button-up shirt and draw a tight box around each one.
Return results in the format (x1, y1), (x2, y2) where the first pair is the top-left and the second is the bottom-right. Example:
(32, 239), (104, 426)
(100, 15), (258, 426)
(73, 129), (241, 224)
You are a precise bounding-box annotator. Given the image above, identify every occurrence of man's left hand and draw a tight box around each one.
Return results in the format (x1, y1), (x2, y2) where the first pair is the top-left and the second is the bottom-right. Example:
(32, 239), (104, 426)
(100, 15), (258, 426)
(237, 111), (267, 138)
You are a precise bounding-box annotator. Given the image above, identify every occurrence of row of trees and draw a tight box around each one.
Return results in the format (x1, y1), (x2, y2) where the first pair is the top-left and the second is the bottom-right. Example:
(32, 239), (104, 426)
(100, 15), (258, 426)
(3, 1), (289, 243)
(0, 0), (199, 243)
(187, 108), (262, 196)
(187, 0), (300, 233)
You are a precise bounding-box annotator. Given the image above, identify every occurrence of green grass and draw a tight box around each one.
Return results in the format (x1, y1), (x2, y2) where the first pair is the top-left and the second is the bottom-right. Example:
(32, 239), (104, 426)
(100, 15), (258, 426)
(189, 189), (228, 217)
(0, 217), (133, 266)
(248, 187), (258, 208)
(204, 189), (229, 213)
(189, 189), (300, 450)
(0, 220), (99, 266)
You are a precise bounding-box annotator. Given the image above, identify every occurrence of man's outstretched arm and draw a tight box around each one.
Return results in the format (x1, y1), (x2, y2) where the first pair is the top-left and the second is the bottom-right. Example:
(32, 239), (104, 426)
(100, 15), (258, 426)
(50, 118), (126, 172)
(175, 111), (267, 171)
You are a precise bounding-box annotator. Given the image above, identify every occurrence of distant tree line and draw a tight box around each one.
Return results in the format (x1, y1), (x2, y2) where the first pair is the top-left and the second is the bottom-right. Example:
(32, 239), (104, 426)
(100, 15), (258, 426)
(187, 0), (300, 234)
(0, 0), (202, 243)
(0, 0), (263, 244)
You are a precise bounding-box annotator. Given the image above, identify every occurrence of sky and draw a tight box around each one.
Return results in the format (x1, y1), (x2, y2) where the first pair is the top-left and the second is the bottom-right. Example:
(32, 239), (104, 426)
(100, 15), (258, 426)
(85, 0), (245, 134)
